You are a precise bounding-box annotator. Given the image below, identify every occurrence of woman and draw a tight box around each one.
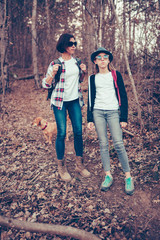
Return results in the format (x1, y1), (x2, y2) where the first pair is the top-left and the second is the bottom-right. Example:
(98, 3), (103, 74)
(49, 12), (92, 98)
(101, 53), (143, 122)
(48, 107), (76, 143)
(87, 47), (134, 195)
(42, 33), (90, 182)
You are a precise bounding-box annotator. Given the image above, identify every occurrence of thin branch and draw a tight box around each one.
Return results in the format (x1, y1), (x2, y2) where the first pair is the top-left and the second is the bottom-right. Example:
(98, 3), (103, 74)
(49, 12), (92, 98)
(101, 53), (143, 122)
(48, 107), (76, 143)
(140, 50), (160, 62)
(123, 128), (134, 137)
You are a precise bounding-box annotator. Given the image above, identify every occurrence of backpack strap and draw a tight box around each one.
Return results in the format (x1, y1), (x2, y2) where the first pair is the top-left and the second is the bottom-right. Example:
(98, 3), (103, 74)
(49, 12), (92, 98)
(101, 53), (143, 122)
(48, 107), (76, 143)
(75, 57), (84, 82)
(51, 59), (62, 83)
(75, 57), (81, 67)
(111, 70), (121, 106)
(47, 59), (62, 100)
(51, 59), (61, 65)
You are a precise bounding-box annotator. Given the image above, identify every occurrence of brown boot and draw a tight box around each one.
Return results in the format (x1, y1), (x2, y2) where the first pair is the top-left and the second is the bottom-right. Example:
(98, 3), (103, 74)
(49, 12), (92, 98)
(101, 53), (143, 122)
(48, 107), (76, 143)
(75, 156), (91, 177)
(57, 159), (72, 182)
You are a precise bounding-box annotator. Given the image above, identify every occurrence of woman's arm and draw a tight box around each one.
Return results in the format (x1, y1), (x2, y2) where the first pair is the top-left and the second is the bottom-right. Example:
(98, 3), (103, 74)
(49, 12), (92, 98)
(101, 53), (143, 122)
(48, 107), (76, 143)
(79, 63), (87, 83)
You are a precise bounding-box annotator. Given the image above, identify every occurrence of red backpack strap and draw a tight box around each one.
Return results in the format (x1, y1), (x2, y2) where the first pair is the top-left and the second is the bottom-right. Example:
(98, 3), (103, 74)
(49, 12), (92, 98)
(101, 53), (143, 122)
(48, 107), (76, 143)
(111, 70), (121, 106)
(111, 70), (117, 87)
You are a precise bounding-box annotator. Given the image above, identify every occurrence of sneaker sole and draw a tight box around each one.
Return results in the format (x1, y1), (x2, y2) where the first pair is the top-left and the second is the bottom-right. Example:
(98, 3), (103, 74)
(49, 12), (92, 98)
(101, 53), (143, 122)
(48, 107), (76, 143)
(125, 190), (134, 195)
(100, 181), (113, 192)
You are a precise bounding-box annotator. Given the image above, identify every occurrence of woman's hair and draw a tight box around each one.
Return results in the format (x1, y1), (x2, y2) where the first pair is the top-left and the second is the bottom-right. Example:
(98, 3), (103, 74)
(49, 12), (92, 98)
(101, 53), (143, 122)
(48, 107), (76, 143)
(56, 33), (75, 53)
(95, 62), (116, 73)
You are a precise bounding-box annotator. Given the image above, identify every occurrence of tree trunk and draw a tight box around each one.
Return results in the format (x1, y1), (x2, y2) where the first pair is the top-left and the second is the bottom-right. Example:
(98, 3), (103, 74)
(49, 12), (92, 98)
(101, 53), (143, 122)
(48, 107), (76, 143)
(98, 0), (103, 47)
(82, 1), (87, 63)
(110, 0), (143, 131)
(0, 215), (100, 240)
(128, 1), (131, 62)
(0, 0), (8, 102)
(122, 0), (126, 74)
(83, 0), (97, 76)
(131, 20), (135, 64)
(123, 0), (126, 45)
(45, 0), (52, 60)
(32, 0), (40, 88)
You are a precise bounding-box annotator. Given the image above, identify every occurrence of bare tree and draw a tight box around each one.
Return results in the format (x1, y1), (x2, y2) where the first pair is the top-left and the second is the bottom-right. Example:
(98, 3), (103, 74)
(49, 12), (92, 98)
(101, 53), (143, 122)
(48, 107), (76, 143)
(45, 0), (52, 60)
(32, 0), (40, 88)
(83, 0), (98, 75)
(98, 0), (103, 46)
(0, 0), (8, 102)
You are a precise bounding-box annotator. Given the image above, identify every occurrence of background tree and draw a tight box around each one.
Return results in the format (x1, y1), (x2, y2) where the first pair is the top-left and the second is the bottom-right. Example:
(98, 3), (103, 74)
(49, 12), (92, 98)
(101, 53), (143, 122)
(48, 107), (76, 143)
(110, 0), (143, 130)
(0, 0), (9, 102)
(32, 0), (40, 88)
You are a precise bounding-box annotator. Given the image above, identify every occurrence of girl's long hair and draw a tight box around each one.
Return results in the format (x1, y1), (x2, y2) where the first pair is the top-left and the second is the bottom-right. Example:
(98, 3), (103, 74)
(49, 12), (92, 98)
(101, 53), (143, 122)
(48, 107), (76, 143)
(95, 62), (116, 73)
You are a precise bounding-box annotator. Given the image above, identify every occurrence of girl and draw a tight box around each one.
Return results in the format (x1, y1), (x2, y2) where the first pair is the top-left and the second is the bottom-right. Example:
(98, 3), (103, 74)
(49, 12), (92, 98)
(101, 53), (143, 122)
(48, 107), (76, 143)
(42, 33), (90, 182)
(87, 47), (134, 195)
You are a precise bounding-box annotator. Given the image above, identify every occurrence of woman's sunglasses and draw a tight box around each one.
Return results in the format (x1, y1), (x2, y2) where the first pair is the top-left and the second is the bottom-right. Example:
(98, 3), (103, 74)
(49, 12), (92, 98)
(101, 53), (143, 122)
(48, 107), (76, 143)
(95, 55), (109, 60)
(68, 41), (77, 47)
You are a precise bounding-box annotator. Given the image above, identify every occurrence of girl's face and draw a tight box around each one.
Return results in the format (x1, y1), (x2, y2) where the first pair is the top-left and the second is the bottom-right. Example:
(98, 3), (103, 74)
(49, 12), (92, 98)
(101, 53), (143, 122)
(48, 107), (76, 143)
(66, 37), (77, 55)
(94, 53), (110, 69)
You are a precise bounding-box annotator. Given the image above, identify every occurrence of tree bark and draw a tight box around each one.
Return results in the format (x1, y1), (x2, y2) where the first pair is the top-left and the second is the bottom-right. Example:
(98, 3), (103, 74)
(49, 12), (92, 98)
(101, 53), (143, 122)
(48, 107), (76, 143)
(122, 0), (126, 74)
(32, 0), (40, 88)
(0, 0), (8, 102)
(45, 0), (52, 60)
(110, 0), (143, 131)
(98, 0), (103, 47)
(128, 1), (131, 61)
(83, 0), (97, 76)
(0, 215), (100, 240)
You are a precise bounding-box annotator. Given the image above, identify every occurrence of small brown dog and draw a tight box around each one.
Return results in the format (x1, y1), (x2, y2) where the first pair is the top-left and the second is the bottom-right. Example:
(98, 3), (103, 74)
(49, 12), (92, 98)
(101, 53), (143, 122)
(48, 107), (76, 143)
(32, 116), (69, 144)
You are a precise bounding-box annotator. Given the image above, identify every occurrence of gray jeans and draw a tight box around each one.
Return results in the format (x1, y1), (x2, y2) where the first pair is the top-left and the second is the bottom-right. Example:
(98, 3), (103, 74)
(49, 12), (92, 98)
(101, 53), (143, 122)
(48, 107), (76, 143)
(93, 109), (130, 172)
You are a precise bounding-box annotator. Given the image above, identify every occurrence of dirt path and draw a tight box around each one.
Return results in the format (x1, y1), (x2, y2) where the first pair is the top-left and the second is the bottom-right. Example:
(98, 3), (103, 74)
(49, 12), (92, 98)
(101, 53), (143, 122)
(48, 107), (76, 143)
(0, 79), (159, 239)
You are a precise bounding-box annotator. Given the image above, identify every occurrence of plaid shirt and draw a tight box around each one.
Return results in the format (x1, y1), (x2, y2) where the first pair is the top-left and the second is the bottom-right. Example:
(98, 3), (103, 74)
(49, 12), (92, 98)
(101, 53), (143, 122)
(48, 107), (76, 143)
(42, 57), (84, 110)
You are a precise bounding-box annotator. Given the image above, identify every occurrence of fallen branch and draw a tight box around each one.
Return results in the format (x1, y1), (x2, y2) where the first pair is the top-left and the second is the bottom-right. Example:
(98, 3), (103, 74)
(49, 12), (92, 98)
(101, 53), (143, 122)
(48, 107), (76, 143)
(15, 73), (43, 80)
(0, 215), (100, 240)
(141, 212), (158, 232)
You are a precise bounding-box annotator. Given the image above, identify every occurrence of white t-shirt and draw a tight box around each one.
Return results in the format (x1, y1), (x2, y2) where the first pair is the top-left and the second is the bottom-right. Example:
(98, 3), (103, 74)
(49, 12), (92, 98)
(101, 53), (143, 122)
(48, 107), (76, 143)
(94, 72), (119, 110)
(61, 57), (79, 101)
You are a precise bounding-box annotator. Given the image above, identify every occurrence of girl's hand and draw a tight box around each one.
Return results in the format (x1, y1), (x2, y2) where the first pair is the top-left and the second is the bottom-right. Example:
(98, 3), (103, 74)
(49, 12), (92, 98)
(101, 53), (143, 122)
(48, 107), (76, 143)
(87, 122), (94, 130)
(120, 122), (127, 128)
(80, 63), (86, 73)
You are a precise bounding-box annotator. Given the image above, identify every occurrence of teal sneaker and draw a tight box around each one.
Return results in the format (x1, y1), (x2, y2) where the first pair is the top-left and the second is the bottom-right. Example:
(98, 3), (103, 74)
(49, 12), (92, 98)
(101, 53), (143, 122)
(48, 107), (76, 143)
(125, 177), (134, 195)
(101, 175), (113, 191)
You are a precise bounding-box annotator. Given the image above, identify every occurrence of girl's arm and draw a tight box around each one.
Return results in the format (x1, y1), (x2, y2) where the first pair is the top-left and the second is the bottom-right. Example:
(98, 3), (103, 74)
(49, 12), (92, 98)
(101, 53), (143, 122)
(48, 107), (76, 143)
(116, 71), (128, 123)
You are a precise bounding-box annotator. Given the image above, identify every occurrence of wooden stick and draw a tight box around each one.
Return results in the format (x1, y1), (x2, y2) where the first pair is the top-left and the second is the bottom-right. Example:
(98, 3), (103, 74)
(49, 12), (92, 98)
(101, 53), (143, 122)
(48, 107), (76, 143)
(122, 128), (134, 137)
(0, 215), (100, 240)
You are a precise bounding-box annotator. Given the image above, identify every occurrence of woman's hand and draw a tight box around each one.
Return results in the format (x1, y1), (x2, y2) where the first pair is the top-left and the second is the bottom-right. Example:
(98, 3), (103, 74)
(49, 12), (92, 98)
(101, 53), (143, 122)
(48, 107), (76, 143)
(87, 122), (94, 130)
(45, 64), (61, 85)
(80, 63), (87, 73)
(52, 64), (61, 76)
(120, 122), (127, 128)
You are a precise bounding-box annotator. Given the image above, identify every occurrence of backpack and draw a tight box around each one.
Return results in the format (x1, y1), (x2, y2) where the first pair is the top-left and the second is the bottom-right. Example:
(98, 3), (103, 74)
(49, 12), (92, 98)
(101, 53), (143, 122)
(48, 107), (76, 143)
(47, 57), (82, 100)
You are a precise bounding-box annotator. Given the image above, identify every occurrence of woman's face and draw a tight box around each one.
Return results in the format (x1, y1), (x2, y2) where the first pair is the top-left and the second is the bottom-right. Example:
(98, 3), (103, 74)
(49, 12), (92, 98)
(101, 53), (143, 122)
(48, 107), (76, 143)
(94, 53), (110, 69)
(66, 37), (77, 55)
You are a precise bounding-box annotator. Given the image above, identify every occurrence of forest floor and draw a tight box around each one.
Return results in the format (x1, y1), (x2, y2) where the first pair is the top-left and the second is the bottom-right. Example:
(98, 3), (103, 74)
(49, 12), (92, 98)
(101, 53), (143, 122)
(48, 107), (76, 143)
(0, 73), (159, 240)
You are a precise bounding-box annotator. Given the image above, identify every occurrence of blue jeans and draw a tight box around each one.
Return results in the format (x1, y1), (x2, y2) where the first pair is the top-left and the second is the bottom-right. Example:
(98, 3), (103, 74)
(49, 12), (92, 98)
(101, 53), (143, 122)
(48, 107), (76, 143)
(93, 109), (130, 173)
(53, 98), (83, 160)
